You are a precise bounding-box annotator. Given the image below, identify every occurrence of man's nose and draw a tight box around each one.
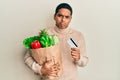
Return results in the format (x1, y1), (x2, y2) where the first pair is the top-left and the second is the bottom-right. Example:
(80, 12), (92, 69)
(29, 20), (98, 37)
(62, 17), (66, 21)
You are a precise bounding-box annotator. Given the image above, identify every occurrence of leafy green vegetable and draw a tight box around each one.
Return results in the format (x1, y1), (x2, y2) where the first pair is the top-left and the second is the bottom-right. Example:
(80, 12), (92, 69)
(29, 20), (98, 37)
(39, 28), (53, 47)
(52, 35), (59, 45)
(39, 35), (53, 47)
(49, 35), (59, 45)
(23, 36), (40, 49)
(39, 29), (48, 37)
(23, 28), (60, 49)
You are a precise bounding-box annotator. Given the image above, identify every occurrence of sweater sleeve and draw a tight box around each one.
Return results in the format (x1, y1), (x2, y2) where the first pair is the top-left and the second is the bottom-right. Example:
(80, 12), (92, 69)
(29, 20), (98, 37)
(75, 56), (89, 67)
(75, 33), (89, 67)
(24, 50), (42, 74)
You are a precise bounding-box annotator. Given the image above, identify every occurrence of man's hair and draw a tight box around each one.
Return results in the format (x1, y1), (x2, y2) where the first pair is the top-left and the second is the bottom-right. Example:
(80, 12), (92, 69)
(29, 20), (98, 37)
(55, 3), (73, 16)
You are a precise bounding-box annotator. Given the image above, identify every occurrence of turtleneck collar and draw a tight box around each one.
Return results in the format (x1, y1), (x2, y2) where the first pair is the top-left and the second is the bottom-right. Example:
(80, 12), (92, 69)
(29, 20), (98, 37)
(54, 26), (72, 34)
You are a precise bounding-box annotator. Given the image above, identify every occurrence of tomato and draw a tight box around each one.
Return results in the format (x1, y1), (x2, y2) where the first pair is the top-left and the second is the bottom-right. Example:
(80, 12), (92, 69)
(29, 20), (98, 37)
(31, 40), (41, 49)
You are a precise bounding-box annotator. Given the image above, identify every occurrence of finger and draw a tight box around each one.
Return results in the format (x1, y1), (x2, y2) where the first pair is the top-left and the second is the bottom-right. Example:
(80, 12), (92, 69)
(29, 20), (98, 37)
(57, 66), (60, 71)
(51, 66), (59, 72)
(72, 54), (80, 61)
(71, 51), (77, 56)
(49, 70), (58, 77)
(71, 48), (80, 53)
(48, 73), (58, 77)
(50, 69), (58, 73)
(71, 52), (80, 57)
(51, 67), (57, 71)
(71, 49), (79, 53)
(72, 55), (78, 58)
(55, 64), (61, 71)
(71, 50), (76, 54)
(55, 62), (60, 67)
(71, 48), (78, 51)
(46, 74), (57, 79)
(71, 50), (80, 55)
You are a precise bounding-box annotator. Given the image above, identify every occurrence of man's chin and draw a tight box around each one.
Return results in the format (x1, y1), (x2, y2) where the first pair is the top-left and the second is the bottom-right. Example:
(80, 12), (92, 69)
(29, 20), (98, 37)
(58, 26), (67, 29)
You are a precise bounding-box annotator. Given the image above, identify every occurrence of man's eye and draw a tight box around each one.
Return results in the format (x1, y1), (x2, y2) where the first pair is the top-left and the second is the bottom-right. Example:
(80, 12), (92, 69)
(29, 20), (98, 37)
(66, 16), (70, 19)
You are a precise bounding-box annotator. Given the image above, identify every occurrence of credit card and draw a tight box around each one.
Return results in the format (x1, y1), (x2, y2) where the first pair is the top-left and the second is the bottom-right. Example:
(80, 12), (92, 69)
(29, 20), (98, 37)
(67, 38), (78, 48)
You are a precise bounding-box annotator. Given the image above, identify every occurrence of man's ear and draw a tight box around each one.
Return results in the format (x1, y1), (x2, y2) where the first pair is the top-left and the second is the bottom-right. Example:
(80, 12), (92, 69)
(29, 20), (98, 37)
(69, 16), (72, 22)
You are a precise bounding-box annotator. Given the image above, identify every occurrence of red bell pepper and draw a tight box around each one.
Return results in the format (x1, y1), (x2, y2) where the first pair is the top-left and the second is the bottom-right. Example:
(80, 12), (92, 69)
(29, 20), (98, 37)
(31, 40), (41, 49)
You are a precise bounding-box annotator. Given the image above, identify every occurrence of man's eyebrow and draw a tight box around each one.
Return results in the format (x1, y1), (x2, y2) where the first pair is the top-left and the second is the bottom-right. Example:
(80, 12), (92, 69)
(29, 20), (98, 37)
(57, 14), (62, 16)
(65, 15), (71, 18)
(57, 13), (70, 17)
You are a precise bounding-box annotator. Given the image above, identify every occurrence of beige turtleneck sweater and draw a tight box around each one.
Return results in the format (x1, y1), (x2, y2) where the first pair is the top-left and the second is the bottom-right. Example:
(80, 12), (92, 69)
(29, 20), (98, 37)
(24, 26), (89, 80)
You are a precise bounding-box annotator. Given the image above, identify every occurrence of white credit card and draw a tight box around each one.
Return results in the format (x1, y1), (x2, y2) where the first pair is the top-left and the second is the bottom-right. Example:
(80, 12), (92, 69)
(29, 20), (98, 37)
(67, 38), (78, 48)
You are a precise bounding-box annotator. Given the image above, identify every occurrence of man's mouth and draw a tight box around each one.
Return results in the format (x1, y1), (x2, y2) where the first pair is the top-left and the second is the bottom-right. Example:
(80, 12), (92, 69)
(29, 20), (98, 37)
(60, 22), (66, 26)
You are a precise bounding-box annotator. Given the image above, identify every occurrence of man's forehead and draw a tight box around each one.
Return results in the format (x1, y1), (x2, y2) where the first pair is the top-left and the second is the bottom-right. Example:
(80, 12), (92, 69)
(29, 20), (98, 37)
(57, 8), (71, 16)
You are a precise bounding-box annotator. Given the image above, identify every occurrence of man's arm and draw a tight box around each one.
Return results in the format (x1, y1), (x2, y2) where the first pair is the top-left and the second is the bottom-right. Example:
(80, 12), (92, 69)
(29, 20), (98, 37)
(76, 33), (89, 67)
(75, 55), (89, 67)
(24, 50), (42, 74)
(71, 32), (89, 67)
(71, 48), (89, 67)
(24, 50), (60, 77)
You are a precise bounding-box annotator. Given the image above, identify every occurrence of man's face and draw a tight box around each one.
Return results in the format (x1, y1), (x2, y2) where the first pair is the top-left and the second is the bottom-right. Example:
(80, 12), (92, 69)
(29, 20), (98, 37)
(54, 8), (72, 29)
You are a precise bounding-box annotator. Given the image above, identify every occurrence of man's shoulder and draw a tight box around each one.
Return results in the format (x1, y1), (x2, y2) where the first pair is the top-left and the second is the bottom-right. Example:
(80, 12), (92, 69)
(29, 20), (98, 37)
(70, 28), (83, 36)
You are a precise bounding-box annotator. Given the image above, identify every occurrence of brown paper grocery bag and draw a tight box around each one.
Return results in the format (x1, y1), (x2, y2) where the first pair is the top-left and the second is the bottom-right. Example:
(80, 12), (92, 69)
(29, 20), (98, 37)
(30, 44), (63, 80)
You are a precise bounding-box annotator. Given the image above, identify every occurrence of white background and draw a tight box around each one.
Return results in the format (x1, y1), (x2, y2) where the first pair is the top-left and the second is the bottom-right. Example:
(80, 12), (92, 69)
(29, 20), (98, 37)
(0, 0), (120, 80)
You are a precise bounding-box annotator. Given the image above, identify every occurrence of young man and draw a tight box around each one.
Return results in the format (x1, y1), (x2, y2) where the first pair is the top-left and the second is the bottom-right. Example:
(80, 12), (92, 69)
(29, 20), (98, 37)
(24, 3), (88, 80)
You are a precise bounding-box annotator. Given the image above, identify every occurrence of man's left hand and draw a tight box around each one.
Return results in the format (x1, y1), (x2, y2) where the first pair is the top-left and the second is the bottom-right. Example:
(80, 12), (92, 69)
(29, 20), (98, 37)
(71, 48), (80, 61)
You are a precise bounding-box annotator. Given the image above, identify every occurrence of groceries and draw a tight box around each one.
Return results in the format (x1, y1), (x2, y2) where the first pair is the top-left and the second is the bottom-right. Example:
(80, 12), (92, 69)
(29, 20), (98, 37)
(23, 29), (59, 49)
(23, 28), (62, 80)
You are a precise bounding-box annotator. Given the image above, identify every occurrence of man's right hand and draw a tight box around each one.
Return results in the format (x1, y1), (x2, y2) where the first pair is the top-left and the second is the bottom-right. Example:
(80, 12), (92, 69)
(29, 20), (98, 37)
(41, 59), (60, 78)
